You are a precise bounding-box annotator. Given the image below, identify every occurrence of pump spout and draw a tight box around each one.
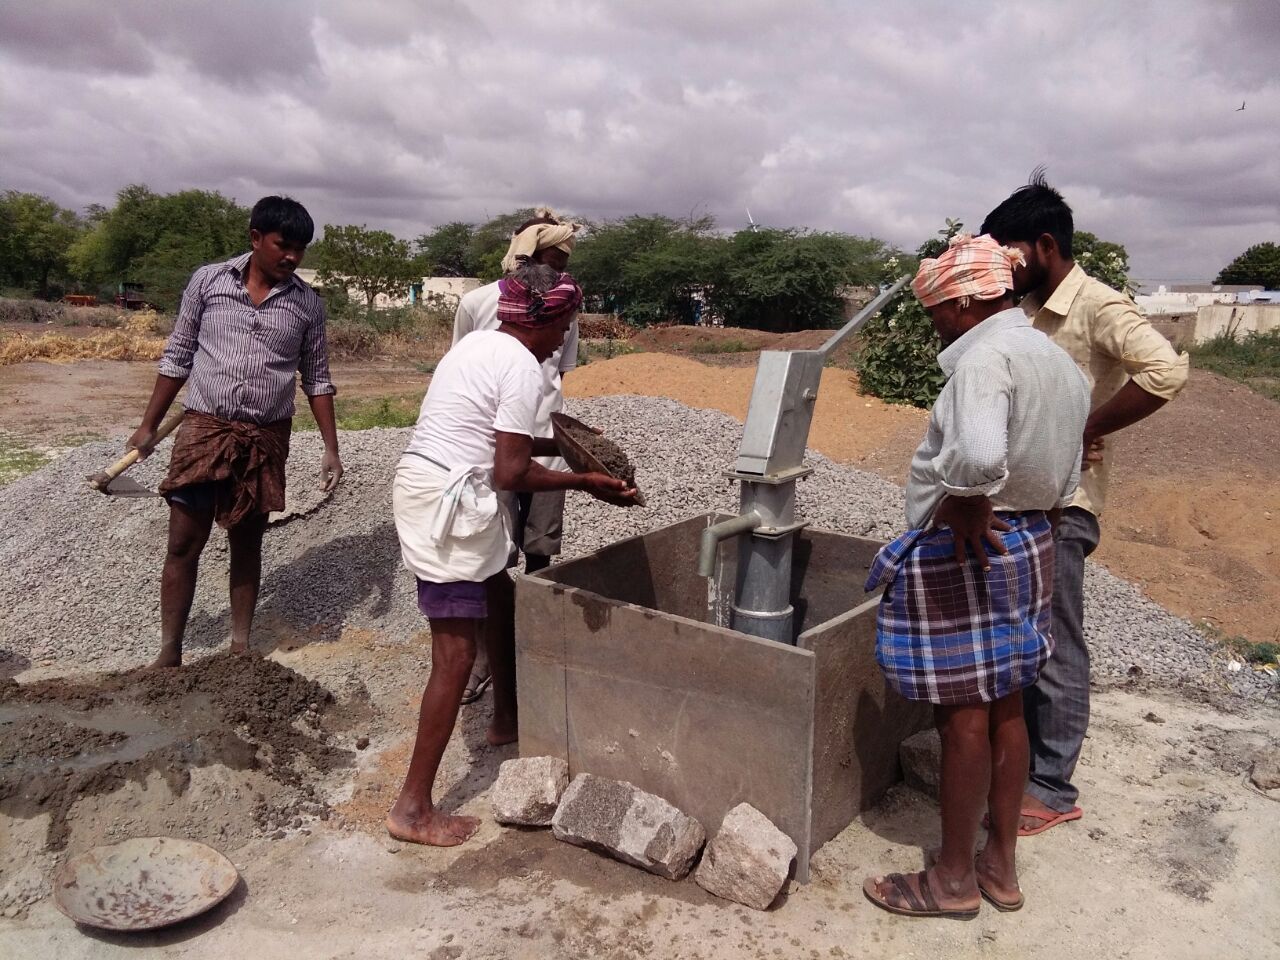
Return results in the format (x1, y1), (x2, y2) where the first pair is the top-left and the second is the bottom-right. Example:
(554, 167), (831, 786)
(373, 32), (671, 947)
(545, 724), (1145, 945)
(697, 512), (762, 577)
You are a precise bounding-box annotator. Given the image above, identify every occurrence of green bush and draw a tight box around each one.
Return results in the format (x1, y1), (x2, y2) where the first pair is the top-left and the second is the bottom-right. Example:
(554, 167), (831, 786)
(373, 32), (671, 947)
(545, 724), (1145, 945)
(853, 222), (957, 408)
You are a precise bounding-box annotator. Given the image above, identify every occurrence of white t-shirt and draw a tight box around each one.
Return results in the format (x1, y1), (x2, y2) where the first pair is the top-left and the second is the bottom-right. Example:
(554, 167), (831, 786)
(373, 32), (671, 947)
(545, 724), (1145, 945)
(453, 280), (577, 448)
(404, 330), (543, 471)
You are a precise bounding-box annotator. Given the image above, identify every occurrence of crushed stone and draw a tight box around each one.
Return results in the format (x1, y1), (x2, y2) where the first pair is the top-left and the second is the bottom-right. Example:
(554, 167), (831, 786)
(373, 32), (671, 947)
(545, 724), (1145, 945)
(0, 395), (1269, 700)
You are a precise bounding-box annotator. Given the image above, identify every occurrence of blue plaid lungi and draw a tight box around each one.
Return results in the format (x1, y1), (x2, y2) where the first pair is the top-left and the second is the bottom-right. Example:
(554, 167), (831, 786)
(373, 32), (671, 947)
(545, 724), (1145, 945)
(865, 511), (1055, 706)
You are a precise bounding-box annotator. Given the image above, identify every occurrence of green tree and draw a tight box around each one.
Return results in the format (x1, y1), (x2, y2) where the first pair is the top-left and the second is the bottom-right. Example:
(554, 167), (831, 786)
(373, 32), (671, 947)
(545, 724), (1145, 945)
(572, 215), (721, 325)
(0, 191), (84, 297)
(68, 185), (248, 309)
(1216, 242), (1280, 288)
(414, 221), (476, 277)
(466, 208), (545, 281)
(710, 229), (891, 332)
(1075, 230), (1132, 293)
(854, 220), (959, 408)
(310, 224), (418, 312)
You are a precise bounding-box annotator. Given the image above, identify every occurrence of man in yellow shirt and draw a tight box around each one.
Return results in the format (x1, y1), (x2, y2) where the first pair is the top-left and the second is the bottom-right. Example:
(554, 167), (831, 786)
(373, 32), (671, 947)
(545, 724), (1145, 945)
(981, 175), (1189, 835)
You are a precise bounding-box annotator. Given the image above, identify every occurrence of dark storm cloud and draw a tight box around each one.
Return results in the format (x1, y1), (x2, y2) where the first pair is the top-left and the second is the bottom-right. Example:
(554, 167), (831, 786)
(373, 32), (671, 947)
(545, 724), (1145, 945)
(0, 0), (1276, 278)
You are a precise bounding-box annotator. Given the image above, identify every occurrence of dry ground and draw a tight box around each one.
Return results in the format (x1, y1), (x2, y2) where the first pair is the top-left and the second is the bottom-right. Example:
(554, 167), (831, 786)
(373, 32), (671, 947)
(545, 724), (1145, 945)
(1, 343), (1278, 959)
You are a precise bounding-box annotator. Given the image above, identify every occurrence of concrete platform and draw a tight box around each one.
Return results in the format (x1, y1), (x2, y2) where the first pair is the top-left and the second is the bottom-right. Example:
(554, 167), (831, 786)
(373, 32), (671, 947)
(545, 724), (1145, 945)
(514, 513), (931, 881)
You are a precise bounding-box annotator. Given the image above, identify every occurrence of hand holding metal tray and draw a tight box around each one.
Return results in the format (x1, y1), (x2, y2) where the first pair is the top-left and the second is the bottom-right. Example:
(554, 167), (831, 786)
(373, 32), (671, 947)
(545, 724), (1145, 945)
(551, 412), (647, 507)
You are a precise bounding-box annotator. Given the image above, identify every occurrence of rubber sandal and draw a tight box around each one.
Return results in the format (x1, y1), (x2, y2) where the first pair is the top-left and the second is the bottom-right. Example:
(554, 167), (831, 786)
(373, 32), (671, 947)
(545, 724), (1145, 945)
(982, 805), (1083, 837)
(862, 872), (980, 920)
(1017, 805), (1082, 837)
(977, 880), (1025, 912)
(460, 672), (491, 705)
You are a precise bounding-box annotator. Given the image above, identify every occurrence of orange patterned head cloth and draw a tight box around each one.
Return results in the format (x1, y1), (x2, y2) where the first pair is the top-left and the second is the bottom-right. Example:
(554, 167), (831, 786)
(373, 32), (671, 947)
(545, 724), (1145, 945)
(911, 233), (1027, 309)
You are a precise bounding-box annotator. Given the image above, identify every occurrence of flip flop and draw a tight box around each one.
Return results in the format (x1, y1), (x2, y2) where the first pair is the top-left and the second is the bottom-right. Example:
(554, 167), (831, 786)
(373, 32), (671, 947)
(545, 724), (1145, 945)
(460, 672), (491, 705)
(862, 871), (980, 920)
(1017, 806), (1082, 837)
(982, 805), (1083, 837)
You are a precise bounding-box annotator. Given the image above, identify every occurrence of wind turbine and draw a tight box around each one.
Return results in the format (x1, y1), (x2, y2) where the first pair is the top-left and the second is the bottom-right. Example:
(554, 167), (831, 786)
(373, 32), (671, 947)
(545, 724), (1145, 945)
(745, 207), (760, 233)
(1237, 101), (1246, 111)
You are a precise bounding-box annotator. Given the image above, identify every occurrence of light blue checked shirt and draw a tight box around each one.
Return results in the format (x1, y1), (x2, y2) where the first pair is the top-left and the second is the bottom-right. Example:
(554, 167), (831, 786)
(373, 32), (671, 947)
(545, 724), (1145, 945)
(159, 252), (335, 424)
(904, 308), (1090, 530)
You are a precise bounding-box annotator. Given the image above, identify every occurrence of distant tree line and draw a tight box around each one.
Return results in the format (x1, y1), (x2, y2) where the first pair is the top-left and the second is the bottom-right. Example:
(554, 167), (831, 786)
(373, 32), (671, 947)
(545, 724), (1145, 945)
(4, 183), (1209, 336)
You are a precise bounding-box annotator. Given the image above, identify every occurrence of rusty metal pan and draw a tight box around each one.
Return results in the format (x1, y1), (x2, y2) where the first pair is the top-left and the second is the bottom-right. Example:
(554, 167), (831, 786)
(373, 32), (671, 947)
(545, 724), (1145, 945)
(551, 412), (646, 506)
(54, 837), (240, 932)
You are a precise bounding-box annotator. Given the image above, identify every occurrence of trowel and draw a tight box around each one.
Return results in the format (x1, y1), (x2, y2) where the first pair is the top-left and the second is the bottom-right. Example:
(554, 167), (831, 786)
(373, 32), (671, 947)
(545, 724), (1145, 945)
(85, 409), (185, 497)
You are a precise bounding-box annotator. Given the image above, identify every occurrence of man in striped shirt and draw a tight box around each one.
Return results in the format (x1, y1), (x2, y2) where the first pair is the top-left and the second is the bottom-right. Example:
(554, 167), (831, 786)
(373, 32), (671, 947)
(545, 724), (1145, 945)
(127, 196), (342, 668)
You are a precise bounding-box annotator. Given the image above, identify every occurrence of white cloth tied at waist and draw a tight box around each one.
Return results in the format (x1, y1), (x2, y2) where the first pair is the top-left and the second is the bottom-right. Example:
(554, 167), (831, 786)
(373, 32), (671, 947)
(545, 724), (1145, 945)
(392, 454), (512, 584)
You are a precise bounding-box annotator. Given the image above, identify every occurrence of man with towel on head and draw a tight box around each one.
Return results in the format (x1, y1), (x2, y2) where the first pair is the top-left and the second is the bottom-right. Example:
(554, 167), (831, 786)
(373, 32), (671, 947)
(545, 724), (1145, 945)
(388, 262), (636, 847)
(862, 235), (1089, 919)
(451, 209), (583, 705)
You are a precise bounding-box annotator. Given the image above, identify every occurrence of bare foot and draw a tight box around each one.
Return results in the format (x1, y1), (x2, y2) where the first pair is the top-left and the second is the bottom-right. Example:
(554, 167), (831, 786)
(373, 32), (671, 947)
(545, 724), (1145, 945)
(147, 648), (182, 670)
(385, 808), (480, 847)
(228, 639), (255, 656)
(486, 724), (518, 747)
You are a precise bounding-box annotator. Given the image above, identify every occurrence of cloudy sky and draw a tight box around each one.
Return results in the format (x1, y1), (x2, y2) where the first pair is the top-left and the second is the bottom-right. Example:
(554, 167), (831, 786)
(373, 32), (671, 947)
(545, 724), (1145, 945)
(2, 0), (1276, 281)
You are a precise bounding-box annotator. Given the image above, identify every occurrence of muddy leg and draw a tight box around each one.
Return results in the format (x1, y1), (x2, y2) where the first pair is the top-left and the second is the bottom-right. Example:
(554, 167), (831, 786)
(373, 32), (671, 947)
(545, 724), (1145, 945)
(154, 502), (214, 668)
(484, 572), (518, 746)
(228, 513), (268, 655)
(387, 617), (481, 846)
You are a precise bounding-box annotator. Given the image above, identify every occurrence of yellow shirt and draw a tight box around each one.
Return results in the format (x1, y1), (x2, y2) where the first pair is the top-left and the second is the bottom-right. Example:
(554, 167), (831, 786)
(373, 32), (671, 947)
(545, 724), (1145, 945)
(1022, 264), (1189, 517)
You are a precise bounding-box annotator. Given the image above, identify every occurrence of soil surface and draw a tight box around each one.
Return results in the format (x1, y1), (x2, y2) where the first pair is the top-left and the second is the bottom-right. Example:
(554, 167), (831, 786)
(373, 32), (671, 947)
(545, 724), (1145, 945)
(0, 339), (1277, 957)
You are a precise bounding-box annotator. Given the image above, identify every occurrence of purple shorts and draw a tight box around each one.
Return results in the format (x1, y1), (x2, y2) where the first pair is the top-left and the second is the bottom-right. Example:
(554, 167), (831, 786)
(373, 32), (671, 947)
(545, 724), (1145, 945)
(416, 578), (487, 620)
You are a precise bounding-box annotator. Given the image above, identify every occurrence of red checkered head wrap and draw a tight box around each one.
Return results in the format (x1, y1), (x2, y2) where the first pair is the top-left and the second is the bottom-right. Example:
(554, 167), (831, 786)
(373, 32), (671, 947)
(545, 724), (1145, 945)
(911, 233), (1026, 309)
(496, 272), (584, 327)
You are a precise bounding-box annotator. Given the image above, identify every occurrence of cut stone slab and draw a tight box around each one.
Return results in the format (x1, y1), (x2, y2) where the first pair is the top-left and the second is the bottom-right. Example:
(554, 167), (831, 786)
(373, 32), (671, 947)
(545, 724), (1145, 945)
(491, 756), (570, 826)
(694, 803), (796, 910)
(900, 727), (941, 799)
(551, 773), (705, 880)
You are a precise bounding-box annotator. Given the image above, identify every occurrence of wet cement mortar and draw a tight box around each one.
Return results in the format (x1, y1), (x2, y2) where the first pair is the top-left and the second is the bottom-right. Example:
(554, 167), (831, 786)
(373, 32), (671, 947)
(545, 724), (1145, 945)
(0, 653), (369, 867)
(558, 414), (639, 487)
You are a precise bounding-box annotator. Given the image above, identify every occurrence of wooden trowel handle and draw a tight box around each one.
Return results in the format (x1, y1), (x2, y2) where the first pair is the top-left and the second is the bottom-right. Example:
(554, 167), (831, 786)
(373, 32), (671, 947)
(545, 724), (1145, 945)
(101, 409), (186, 482)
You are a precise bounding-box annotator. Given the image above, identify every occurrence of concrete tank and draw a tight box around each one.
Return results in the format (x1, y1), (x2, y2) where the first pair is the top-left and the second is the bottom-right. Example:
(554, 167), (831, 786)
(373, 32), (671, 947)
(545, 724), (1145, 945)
(514, 512), (931, 881)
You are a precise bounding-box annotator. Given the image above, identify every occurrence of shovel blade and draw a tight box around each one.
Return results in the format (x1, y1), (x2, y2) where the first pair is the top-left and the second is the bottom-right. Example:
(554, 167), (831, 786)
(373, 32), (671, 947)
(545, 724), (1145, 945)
(99, 476), (159, 498)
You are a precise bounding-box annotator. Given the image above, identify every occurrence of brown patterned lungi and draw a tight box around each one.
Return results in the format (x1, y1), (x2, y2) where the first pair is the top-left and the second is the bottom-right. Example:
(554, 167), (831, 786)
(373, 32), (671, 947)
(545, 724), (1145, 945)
(159, 411), (291, 528)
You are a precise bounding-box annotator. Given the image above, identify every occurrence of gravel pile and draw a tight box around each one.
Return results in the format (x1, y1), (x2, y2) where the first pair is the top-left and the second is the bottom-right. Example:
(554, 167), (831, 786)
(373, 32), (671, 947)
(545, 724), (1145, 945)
(0, 395), (1269, 699)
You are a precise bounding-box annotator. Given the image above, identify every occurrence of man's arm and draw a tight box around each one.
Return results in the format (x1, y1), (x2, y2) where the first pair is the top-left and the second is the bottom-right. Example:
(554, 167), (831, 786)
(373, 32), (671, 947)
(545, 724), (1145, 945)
(128, 375), (186, 459)
(306, 393), (343, 491)
(930, 361), (1014, 567)
(1086, 296), (1189, 445)
(128, 266), (205, 457)
(299, 301), (342, 491)
(494, 432), (634, 505)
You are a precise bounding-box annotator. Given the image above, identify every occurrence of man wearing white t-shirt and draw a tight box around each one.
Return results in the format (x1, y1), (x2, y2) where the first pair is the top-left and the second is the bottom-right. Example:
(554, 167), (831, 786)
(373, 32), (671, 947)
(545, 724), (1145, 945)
(451, 210), (581, 703)
(389, 265), (634, 848)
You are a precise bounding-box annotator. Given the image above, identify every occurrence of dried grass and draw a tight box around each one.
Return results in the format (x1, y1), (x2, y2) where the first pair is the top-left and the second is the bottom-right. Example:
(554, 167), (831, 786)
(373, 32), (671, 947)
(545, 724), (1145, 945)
(0, 323), (167, 365)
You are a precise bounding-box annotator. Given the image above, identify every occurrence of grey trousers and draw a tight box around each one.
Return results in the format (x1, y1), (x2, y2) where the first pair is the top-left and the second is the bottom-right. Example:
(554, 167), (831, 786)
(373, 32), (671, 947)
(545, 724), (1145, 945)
(499, 490), (565, 565)
(1024, 506), (1100, 813)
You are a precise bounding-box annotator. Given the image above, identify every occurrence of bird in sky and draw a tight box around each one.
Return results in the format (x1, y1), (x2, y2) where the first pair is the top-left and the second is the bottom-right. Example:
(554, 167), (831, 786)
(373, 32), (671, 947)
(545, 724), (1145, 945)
(1237, 101), (1246, 111)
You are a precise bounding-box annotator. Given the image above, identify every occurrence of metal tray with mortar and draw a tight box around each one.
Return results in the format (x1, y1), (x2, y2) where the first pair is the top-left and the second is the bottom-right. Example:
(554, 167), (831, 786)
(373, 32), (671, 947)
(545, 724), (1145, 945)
(54, 837), (240, 932)
(551, 412), (646, 506)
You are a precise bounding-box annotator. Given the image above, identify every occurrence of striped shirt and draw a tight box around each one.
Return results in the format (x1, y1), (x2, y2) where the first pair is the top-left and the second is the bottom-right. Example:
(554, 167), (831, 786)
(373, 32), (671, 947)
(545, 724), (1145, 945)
(904, 308), (1090, 529)
(158, 252), (335, 424)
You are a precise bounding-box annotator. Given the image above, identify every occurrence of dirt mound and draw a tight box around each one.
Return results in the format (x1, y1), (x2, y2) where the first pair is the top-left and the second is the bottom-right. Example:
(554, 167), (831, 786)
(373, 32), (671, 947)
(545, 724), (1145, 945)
(0, 654), (369, 864)
(630, 325), (838, 353)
